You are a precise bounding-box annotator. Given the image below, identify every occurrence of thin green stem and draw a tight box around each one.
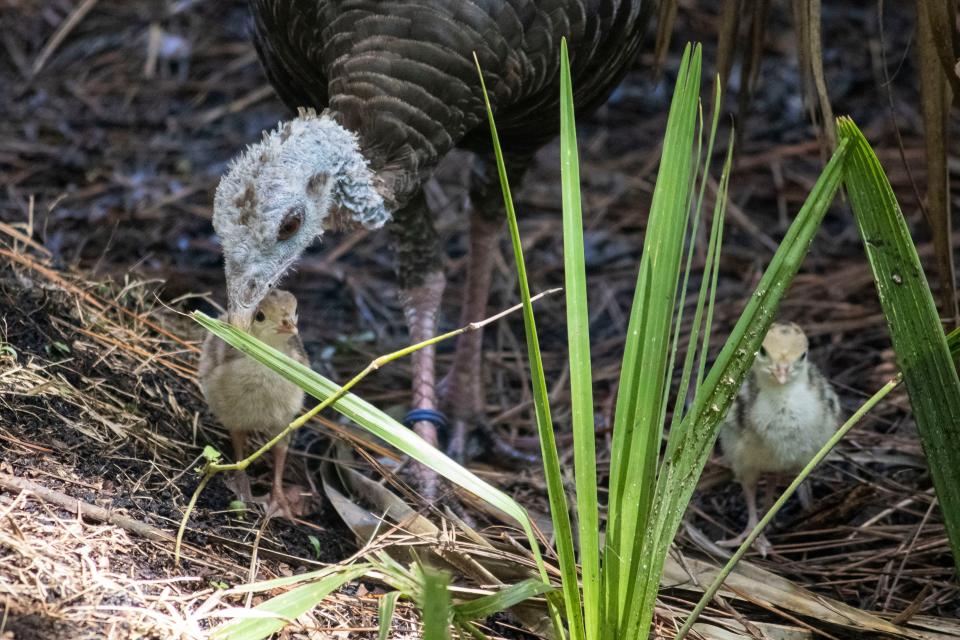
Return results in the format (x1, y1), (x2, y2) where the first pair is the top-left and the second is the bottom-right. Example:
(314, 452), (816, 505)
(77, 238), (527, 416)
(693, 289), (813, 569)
(669, 81), (725, 435)
(459, 621), (485, 640)
(676, 373), (902, 638)
(174, 470), (213, 565)
(696, 126), (732, 394)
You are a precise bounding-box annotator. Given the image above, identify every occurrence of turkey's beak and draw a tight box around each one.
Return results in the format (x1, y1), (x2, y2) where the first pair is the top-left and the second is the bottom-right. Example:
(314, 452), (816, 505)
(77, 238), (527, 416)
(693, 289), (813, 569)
(773, 364), (790, 384)
(227, 274), (268, 331)
(228, 305), (255, 331)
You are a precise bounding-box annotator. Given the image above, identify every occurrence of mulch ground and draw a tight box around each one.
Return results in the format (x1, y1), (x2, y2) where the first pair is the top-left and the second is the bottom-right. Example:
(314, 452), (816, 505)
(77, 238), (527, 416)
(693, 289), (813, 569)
(1, 0), (958, 638)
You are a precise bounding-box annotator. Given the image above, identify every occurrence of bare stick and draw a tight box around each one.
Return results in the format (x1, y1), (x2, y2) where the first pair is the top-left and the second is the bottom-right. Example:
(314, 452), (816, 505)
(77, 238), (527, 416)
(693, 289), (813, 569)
(0, 472), (172, 542)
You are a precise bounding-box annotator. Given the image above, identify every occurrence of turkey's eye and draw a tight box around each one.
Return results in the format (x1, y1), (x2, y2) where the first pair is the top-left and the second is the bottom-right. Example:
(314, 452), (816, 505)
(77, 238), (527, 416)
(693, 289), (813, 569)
(255, 311), (266, 323)
(278, 206), (304, 241)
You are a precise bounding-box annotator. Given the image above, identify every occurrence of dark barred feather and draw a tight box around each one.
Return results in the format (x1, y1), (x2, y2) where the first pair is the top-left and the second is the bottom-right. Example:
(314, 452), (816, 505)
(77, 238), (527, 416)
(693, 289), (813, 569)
(250, 0), (652, 207)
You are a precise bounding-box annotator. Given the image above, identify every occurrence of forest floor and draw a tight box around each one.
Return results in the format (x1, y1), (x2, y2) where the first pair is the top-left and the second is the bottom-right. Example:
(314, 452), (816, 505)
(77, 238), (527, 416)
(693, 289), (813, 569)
(1, 1), (958, 638)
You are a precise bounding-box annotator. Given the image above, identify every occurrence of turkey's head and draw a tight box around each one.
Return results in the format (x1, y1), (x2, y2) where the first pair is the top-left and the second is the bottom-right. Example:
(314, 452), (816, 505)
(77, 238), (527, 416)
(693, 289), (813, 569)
(212, 109), (392, 329)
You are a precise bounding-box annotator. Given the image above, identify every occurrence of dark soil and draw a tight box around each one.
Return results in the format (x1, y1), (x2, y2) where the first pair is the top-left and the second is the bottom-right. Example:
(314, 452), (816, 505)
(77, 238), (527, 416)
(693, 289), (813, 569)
(0, 269), (354, 573)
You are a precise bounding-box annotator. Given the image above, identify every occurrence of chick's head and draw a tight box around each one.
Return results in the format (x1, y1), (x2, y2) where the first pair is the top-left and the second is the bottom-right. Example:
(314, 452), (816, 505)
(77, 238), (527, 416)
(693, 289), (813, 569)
(249, 289), (299, 347)
(754, 322), (808, 385)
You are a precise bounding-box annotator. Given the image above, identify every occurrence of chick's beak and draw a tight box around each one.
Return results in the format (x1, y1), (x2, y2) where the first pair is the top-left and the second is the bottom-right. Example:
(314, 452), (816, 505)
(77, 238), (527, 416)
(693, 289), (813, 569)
(277, 318), (297, 335)
(773, 365), (790, 384)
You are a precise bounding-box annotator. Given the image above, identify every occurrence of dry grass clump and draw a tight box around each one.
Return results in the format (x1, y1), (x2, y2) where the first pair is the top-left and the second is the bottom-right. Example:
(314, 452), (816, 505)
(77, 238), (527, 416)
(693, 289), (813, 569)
(0, 227), (397, 638)
(0, 489), (201, 639)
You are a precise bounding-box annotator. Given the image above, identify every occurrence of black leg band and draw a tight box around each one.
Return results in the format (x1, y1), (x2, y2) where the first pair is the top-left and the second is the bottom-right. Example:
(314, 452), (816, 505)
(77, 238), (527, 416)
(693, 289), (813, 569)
(403, 408), (449, 431)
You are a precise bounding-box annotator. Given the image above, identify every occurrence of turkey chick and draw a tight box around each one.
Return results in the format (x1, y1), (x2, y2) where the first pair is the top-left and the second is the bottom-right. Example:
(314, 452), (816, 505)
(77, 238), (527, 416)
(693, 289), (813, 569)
(718, 322), (841, 555)
(199, 289), (308, 518)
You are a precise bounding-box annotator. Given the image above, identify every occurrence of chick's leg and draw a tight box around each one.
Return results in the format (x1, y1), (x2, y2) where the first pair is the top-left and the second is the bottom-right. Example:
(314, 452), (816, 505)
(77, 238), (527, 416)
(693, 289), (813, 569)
(797, 480), (814, 511)
(266, 438), (302, 519)
(719, 475), (771, 555)
(753, 480), (774, 557)
(230, 430), (254, 503)
(718, 477), (756, 547)
(744, 477), (760, 531)
(717, 476), (759, 547)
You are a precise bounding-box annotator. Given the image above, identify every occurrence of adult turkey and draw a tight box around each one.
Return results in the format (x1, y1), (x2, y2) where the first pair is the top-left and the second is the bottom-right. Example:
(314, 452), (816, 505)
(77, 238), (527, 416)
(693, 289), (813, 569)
(213, 0), (653, 498)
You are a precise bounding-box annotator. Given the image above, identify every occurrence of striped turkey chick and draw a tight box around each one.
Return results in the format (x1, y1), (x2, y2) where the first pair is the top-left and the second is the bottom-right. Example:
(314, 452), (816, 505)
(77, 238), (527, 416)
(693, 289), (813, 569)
(718, 322), (841, 555)
(199, 289), (308, 518)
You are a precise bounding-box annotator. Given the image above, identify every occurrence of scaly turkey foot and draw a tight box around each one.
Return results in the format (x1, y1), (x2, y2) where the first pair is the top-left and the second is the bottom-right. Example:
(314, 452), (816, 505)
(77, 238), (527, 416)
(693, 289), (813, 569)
(262, 440), (311, 519)
(444, 414), (539, 468)
(226, 483), (311, 520)
(719, 478), (773, 556)
(438, 353), (537, 468)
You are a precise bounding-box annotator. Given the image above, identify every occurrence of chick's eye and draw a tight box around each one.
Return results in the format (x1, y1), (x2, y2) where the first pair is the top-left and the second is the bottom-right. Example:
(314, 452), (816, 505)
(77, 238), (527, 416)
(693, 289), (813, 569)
(800, 350), (807, 360)
(758, 346), (768, 358)
(277, 206), (304, 241)
(255, 311), (266, 323)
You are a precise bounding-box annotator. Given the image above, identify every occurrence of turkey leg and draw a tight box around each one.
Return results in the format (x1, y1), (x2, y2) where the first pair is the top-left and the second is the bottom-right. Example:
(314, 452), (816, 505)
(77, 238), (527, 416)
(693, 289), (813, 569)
(401, 269), (446, 500)
(443, 212), (500, 461)
(266, 437), (304, 519)
(387, 190), (449, 501)
(441, 154), (538, 465)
